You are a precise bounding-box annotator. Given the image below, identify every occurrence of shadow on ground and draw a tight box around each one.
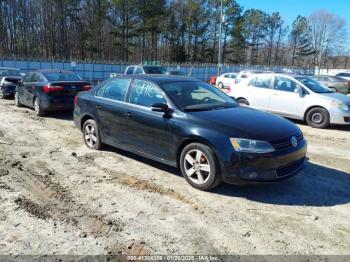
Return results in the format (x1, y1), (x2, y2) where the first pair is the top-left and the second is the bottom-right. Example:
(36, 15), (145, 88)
(212, 162), (350, 207)
(102, 145), (350, 207)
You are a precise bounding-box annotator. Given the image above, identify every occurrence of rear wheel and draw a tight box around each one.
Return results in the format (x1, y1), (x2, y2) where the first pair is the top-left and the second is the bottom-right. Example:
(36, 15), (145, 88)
(218, 82), (224, 89)
(15, 92), (22, 107)
(180, 143), (221, 190)
(83, 119), (102, 150)
(34, 98), (45, 117)
(306, 107), (330, 129)
(237, 98), (249, 106)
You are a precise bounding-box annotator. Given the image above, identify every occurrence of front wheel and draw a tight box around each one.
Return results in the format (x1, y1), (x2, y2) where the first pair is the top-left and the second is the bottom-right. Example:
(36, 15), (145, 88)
(180, 143), (221, 190)
(83, 119), (102, 150)
(306, 107), (330, 129)
(0, 87), (4, 99)
(237, 98), (249, 106)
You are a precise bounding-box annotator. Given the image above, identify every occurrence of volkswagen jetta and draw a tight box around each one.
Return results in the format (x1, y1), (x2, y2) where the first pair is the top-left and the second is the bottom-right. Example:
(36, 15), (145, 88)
(74, 75), (307, 190)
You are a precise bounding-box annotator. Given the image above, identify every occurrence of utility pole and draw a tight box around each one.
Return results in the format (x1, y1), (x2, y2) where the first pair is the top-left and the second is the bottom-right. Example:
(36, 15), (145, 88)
(218, 0), (223, 76)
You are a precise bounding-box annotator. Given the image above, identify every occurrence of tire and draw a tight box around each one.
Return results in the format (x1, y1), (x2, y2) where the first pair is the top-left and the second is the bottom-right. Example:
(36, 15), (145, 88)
(82, 119), (102, 150)
(0, 87), (4, 99)
(306, 107), (330, 129)
(218, 82), (224, 89)
(180, 143), (221, 190)
(34, 97), (45, 117)
(237, 98), (249, 106)
(15, 92), (22, 107)
(329, 87), (337, 93)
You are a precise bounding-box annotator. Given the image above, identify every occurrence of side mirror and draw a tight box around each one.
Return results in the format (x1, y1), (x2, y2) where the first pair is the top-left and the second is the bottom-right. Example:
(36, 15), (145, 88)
(151, 102), (170, 112)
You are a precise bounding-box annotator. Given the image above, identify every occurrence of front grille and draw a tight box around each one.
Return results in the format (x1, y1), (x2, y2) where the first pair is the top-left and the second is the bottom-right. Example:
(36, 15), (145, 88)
(270, 133), (303, 150)
(276, 158), (305, 177)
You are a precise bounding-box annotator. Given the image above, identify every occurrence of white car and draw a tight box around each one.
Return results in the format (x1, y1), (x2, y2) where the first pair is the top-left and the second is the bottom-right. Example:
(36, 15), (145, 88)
(336, 72), (350, 81)
(228, 73), (350, 128)
(215, 73), (237, 89)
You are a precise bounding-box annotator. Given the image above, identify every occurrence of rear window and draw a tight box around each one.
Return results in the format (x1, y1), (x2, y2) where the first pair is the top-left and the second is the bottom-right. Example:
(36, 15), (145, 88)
(43, 72), (82, 81)
(125, 67), (134, 74)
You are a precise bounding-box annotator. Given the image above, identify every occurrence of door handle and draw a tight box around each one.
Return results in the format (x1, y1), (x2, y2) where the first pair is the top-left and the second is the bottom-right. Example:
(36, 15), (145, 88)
(96, 105), (102, 110)
(124, 112), (132, 119)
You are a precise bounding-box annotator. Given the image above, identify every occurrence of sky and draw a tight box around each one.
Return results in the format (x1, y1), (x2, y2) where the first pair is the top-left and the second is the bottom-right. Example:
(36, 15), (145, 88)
(236, 0), (350, 26)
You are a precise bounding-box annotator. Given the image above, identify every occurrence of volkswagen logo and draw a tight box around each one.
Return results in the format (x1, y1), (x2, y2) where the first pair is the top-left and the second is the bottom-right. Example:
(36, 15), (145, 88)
(291, 136), (298, 147)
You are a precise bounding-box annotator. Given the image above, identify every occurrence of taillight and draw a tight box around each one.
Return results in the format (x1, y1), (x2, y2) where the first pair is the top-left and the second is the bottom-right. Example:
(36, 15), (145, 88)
(74, 96), (78, 107)
(82, 85), (91, 91)
(43, 85), (64, 93)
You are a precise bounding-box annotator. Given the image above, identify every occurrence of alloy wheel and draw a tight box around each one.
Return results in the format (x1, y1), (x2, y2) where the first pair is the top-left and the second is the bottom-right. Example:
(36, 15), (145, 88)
(84, 124), (97, 148)
(183, 149), (211, 185)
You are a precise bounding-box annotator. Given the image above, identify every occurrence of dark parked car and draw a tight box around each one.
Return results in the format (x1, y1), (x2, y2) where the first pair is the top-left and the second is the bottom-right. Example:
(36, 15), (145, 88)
(0, 67), (24, 99)
(313, 75), (350, 95)
(15, 70), (91, 116)
(124, 65), (169, 75)
(73, 75), (307, 190)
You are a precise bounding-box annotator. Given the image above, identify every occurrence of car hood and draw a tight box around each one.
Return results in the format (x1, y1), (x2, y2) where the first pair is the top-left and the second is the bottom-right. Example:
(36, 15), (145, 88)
(316, 92), (350, 104)
(187, 106), (301, 142)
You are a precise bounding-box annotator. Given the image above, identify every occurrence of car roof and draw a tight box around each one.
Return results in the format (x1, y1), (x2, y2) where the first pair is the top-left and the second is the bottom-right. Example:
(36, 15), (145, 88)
(114, 74), (198, 84)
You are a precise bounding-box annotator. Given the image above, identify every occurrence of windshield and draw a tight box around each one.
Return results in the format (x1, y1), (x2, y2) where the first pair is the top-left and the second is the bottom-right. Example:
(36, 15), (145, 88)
(143, 66), (169, 74)
(162, 81), (237, 111)
(0, 69), (22, 77)
(296, 77), (332, 93)
(43, 72), (82, 81)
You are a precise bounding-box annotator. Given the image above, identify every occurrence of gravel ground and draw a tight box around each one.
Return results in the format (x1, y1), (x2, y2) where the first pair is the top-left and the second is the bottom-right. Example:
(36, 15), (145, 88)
(0, 98), (349, 255)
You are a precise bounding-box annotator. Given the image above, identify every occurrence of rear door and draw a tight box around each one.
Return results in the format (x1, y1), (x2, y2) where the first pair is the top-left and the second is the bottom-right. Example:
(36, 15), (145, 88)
(94, 78), (132, 146)
(244, 75), (274, 110)
(125, 79), (174, 162)
(268, 76), (305, 118)
(23, 73), (40, 106)
(19, 73), (32, 106)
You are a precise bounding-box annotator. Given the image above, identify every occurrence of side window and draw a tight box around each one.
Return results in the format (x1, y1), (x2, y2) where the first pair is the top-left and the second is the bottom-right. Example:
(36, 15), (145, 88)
(126, 67), (134, 75)
(129, 80), (166, 107)
(249, 76), (272, 88)
(102, 79), (131, 101)
(31, 73), (41, 82)
(223, 74), (229, 78)
(274, 77), (298, 93)
(23, 74), (32, 83)
(134, 67), (143, 75)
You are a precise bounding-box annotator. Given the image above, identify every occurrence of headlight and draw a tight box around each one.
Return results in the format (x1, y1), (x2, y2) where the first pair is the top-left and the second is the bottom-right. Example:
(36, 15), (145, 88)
(230, 138), (275, 153)
(330, 101), (349, 111)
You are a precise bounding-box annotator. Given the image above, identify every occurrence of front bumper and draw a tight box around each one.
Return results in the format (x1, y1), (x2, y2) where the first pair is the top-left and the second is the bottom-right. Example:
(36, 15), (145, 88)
(329, 107), (350, 125)
(218, 140), (307, 184)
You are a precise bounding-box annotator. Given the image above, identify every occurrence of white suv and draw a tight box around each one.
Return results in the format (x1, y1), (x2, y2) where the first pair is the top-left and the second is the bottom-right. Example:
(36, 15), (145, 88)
(228, 73), (350, 128)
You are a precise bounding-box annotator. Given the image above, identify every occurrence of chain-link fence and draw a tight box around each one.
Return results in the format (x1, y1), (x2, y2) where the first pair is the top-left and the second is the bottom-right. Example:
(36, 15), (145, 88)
(0, 57), (315, 84)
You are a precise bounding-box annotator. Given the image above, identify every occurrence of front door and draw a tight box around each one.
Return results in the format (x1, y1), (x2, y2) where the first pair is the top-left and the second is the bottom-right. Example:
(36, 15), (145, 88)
(268, 76), (305, 118)
(126, 79), (174, 162)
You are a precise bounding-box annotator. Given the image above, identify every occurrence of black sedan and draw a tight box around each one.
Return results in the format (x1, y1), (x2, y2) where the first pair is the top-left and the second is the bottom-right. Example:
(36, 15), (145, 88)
(15, 70), (91, 116)
(74, 75), (307, 190)
(0, 67), (23, 99)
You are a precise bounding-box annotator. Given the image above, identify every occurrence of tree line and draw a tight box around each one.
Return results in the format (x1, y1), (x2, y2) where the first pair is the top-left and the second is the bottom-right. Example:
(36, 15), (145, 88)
(0, 0), (349, 69)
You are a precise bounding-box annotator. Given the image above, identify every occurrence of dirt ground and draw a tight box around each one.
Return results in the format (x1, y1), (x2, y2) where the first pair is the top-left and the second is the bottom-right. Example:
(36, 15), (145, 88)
(0, 98), (349, 256)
